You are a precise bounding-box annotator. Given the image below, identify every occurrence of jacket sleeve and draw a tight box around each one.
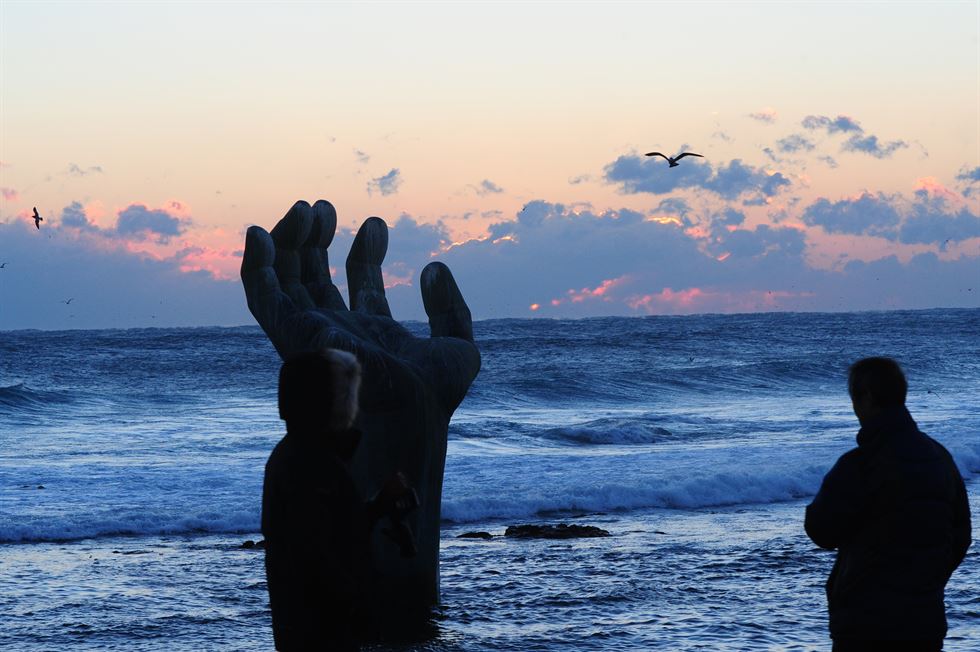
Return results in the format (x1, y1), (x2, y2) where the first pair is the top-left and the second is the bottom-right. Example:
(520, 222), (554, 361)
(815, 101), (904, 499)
(949, 467), (972, 579)
(805, 450), (865, 550)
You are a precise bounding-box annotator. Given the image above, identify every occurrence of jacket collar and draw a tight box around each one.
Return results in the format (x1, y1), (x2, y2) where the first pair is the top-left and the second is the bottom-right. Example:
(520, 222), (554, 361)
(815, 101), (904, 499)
(285, 423), (363, 460)
(856, 405), (916, 449)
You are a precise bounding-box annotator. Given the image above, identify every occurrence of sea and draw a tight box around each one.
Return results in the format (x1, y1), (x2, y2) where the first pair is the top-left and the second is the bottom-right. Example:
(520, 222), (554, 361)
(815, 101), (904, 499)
(1, 309), (978, 651)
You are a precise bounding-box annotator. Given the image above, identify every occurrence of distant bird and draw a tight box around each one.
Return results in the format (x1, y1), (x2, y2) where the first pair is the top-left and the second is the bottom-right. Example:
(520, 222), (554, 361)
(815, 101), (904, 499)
(0, 262), (7, 269)
(645, 151), (704, 168)
(62, 298), (74, 305)
(33, 207), (44, 229)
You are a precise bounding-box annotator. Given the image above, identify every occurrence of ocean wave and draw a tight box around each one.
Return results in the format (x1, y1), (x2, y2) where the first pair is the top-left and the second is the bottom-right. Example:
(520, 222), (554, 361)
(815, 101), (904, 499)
(441, 464), (827, 523)
(0, 383), (76, 411)
(441, 437), (980, 524)
(540, 418), (675, 445)
(0, 508), (260, 544)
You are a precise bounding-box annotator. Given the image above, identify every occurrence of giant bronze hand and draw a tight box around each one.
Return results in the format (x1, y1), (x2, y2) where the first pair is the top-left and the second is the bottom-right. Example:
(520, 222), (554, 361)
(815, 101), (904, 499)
(241, 200), (480, 626)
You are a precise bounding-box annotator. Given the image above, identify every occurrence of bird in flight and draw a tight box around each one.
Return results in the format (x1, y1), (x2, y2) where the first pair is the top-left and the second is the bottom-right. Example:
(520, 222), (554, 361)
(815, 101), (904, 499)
(645, 151), (704, 168)
(33, 207), (44, 229)
(62, 298), (74, 305)
(0, 262), (7, 269)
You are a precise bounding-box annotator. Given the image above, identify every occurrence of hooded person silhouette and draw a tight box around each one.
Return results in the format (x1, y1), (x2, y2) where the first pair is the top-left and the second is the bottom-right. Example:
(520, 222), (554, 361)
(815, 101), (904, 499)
(263, 349), (419, 651)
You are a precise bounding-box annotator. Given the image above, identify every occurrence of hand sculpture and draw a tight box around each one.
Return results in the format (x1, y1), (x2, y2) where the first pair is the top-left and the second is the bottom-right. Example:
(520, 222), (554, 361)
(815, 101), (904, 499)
(241, 200), (480, 630)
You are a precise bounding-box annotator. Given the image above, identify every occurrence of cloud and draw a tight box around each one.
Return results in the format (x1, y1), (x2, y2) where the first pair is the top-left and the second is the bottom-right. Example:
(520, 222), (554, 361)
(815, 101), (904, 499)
(354, 149), (370, 164)
(4, 193), (978, 328)
(802, 184), (979, 244)
(956, 166), (980, 197)
(802, 193), (902, 237)
(423, 201), (827, 319)
(748, 108), (777, 124)
(818, 155), (838, 169)
(712, 131), (733, 142)
(956, 166), (980, 183)
(801, 115), (863, 134)
(900, 182), (980, 244)
(1, 187), (18, 200)
(842, 134), (907, 159)
(0, 219), (247, 329)
(776, 134), (815, 153)
(116, 204), (187, 242)
(568, 174), (592, 185)
(709, 207), (746, 229)
(798, 114), (905, 159)
(473, 179), (504, 196)
(55, 201), (188, 244)
(367, 168), (402, 196)
(60, 201), (98, 231)
(67, 163), (104, 176)
(604, 155), (790, 200)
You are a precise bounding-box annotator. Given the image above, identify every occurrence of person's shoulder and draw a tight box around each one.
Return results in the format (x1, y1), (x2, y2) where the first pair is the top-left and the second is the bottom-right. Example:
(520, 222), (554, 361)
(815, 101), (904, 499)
(265, 435), (296, 470)
(918, 430), (962, 472)
(834, 446), (863, 467)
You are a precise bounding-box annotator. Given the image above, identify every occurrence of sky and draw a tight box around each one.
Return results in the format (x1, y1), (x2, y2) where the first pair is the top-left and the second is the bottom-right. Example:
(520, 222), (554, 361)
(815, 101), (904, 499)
(1, 1), (978, 329)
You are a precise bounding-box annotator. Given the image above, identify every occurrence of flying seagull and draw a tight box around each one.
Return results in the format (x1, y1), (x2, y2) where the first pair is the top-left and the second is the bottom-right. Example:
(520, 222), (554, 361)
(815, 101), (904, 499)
(33, 207), (44, 229)
(645, 151), (704, 168)
(62, 298), (74, 305)
(0, 262), (7, 269)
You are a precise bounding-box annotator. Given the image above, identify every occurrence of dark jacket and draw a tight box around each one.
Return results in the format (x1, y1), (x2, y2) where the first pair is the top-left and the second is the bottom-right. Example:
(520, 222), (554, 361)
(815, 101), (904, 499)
(262, 427), (370, 651)
(805, 406), (971, 642)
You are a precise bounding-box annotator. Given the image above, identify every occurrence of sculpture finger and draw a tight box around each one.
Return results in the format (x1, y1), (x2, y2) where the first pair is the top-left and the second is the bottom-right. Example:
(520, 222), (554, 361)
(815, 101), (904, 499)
(420, 262), (473, 342)
(269, 200), (316, 310)
(240, 224), (300, 353)
(346, 216), (392, 317)
(300, 199), (347, 311)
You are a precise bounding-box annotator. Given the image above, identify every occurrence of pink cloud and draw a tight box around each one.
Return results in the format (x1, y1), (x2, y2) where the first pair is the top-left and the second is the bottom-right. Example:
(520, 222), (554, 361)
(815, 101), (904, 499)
(748, 107), (778, 123)
(1, 187), (18, 200)
(382, 271), (414, 289)
(556, 275), (632, 305)
(628, 287), (707, 312)
(914, 177), (962, 204)
(626, 287), (817, 314)
(176, 245), (242, 279)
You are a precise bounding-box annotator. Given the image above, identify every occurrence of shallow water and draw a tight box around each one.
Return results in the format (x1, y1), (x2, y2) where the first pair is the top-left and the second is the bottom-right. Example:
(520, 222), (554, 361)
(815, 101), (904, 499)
(4, 499), (978, 651)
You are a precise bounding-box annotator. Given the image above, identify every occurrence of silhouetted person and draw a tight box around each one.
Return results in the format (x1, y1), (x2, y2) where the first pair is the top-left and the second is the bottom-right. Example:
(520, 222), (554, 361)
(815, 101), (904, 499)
(805, 358), (971, 651)
(262, 349), (417, 651)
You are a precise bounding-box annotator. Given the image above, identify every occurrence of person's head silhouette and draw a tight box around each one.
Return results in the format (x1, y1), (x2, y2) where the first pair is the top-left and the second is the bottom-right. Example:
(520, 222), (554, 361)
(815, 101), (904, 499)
(847, 356), (907, 426)
(278, 349), (361, 433)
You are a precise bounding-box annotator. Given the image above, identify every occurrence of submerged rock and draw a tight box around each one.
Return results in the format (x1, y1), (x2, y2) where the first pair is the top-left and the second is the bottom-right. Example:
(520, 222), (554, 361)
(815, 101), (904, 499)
(456, 531), (493, 540)
(504, 524), (610, 539)
(241, 539), (266, 549)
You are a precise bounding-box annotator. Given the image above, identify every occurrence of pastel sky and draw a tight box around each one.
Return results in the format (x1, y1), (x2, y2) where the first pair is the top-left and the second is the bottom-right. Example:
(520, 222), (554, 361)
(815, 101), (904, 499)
(1, 1), (978, 329)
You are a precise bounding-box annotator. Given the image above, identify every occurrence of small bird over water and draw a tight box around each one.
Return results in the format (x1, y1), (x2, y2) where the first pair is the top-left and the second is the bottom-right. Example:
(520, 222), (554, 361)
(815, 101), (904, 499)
(0, 262), (7, 269)
(62, 298), (74, 305)
(33, 207), (44, 229)
(645, 151), (704, 168)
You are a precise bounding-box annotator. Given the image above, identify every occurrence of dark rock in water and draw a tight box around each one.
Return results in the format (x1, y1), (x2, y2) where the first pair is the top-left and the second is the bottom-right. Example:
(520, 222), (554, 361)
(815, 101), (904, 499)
(242, 539), (266, 549)
(242, 201), (480, 628)
(456, 531), (493, 540)
(37, 485), (45, 489)
(504, 524), (610, 539)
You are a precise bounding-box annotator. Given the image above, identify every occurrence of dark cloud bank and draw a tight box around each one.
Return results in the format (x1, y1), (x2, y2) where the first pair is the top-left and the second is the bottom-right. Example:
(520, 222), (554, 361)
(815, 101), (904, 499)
(2, 191), (977, 329)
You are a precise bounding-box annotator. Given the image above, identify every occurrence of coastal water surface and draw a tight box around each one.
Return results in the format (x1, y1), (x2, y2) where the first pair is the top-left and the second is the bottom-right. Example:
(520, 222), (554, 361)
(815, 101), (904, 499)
(2, 310), (978, 650)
